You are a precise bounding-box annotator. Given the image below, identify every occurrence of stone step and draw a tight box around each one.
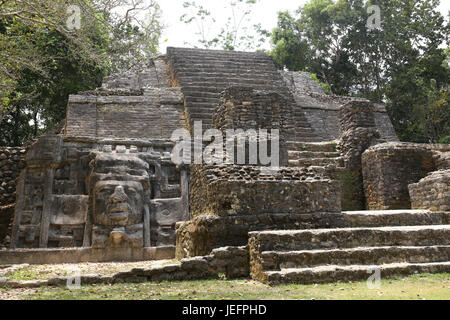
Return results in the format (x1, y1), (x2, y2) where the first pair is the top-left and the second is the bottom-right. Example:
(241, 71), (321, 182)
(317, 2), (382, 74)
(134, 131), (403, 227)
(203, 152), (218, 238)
(185, 107), (215, 116)
(286, 126), (316, 134)
(185, 109), (213, 118)
(294, 137), (322, 142)
(175, 72), (281, 80)
(174, 68), (280, 76)
(176, 73), (284, 82)
(169, 51), (271, 60)
(261, 261), (450, 284)
(185, 101), (220, 108)
(292, 115), (315, 124)
(342, 210), (450, 228)
(183, 96), (219, 103)
(170, 61), (276, 70)
(249, 225), (450, 252)
(169, 54), (273, 63)
(187, 113), (214, 121)
(181, 85), (287, 94)
(168, 48), (269, 58)
(179, 80), (286, 89)
(287, 141), (337, 152)
(288, 157), (344, 167)
(182, 90), (220, 98)
(173, 66), (277, 75)
(293, 126), (316, 135)
(288, 151), (341, 159)
(181, 87), (223, 94)
(187, 119), (213, 127)
(185, 109), (314, 123)
(291, 135), (323, 143)
(259, 245), (450, 270)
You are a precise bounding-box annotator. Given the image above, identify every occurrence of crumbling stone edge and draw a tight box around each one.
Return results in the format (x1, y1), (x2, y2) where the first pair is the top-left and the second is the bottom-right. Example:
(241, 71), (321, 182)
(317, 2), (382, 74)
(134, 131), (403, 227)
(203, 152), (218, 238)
(0, 246), (249, 289)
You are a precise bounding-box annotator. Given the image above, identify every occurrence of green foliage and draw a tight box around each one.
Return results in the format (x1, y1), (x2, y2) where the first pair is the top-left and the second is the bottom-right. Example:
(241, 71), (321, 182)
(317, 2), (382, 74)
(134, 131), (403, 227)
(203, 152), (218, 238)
(310, 73), (332, 94)
(386, 48), (449, 143)
(270, 0), (449, 143)
(0, 0), (163, 146)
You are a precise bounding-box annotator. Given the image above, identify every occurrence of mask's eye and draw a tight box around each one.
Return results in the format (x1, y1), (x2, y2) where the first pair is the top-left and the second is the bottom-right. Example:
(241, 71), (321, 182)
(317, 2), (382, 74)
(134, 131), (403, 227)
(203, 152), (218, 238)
(125, 226), (141, 233)
(127, 188), (138, 197)
(94, 227), (110, 235)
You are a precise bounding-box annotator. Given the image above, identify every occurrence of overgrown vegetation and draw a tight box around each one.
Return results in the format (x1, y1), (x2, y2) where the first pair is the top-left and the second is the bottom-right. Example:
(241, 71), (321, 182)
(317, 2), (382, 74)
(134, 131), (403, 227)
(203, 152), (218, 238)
(0, 0), (163, 146)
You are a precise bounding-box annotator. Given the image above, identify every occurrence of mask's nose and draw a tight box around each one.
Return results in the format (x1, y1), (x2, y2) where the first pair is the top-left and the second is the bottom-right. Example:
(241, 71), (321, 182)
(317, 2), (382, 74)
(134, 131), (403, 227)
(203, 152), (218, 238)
(110, 186), (128, 203)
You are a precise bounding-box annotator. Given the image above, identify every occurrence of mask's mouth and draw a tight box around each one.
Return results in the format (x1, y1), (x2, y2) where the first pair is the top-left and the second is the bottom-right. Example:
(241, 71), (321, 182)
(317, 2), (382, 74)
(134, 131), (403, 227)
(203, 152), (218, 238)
(106, 203), (131, 221)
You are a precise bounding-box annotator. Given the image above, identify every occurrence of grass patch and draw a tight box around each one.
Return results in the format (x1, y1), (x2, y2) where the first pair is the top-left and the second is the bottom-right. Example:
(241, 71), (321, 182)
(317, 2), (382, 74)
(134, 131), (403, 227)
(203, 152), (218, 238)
(5, 266), (45, 281)
(2, 273), (449, 300)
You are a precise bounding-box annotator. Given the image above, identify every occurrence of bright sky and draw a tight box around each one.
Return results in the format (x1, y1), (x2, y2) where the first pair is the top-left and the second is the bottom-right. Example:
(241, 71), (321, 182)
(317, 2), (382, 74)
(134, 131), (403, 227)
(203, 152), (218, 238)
(157, 0), (309, 52)
(157, 0), (450, 53)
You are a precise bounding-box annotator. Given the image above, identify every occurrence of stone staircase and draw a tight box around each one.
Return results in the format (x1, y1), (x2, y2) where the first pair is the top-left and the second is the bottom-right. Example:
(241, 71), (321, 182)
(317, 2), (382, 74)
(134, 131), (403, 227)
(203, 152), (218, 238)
(287, 141), (344, 168)
(166, 47), (320, 142)
(249, 210), (450, 284)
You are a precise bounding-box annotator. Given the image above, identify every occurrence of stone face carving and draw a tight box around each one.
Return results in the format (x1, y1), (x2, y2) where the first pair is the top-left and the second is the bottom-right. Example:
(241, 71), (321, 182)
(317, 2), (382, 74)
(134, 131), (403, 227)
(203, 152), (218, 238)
(10, 138), (189, 249)
(88, 153), (151, 248)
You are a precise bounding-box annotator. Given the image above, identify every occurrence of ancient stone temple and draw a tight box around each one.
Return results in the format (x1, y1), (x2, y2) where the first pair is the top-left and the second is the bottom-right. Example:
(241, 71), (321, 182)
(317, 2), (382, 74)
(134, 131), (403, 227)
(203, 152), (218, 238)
(1, 47), (449, 284)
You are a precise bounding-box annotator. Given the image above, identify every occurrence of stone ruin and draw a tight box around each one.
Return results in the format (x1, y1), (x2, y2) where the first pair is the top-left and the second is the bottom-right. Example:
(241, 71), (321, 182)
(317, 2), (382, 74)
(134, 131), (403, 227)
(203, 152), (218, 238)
(0, 48), (449, 284)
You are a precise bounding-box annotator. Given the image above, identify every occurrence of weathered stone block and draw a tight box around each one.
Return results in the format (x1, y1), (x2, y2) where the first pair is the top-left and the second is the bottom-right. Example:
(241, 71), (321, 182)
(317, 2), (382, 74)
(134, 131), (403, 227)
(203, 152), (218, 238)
(189, 165), (341, 217)
(362, 143), (437, 210)
(409, 169), (450, 211)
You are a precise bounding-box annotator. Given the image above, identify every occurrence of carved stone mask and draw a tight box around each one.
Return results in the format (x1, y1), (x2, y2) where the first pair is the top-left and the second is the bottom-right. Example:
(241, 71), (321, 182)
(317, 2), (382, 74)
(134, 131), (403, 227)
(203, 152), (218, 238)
(88, 152), (150, 248)
(93, 180), (145, 226)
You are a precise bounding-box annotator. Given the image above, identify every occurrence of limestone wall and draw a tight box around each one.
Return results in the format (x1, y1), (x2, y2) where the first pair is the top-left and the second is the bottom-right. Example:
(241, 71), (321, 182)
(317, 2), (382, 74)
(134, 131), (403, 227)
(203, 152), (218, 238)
(189, 164), (341, 218)
(434, 151), (450, 170)
(0, 147), (26, 206)
(336, 100), (380, 210)
(65, 88), (186, 140)
(281, 71), (398, 142)
(362, 143), (437, 210)
(65, 55), (186, 140)
(0, 147), (26, 247)
(213, 87), (290, 165)
(409, 170), (450, 211)
(0, 204), (15, 247)
(214, 87), (294, 136)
